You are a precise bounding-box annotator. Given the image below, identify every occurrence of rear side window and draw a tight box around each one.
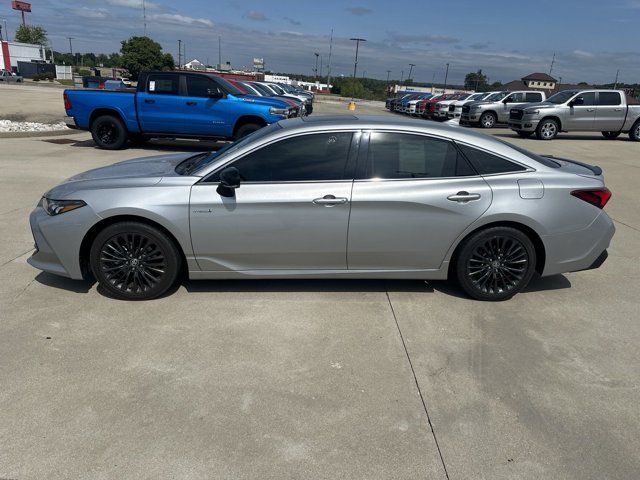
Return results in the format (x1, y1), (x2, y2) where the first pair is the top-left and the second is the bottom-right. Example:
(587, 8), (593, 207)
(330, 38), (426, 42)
(597, 92), (622, 106)
(212, 132), (354, 182)
(526, 92), (543, 102)
(457, 144), (527, 175)
(362, 132), (476, 179)
(147, 74), (178, 95)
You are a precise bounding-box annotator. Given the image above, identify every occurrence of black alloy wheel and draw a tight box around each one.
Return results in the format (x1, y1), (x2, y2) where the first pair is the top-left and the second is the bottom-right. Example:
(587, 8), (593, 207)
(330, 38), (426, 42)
(455, 227), (536, 301)
(90, 222), (180, 300)
(91, 115), (128, 150)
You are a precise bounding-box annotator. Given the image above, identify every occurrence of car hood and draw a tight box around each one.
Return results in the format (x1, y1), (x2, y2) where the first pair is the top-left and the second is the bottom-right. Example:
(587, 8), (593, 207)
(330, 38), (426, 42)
(233, 94), (289, 109)
(45, 152), (197, 198)
(465, 100), (497, 107)
(512, 101), (556, 111)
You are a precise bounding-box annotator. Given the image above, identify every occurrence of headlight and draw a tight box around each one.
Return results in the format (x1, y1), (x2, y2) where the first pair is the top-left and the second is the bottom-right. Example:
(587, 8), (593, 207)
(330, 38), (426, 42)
(524, 109), (540, 115)
(269, 107), (289, 116)
(40, 197), (86, 216)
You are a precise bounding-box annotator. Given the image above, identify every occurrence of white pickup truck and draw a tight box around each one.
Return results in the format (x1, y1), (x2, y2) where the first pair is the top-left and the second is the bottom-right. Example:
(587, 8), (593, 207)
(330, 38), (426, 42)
(508, 89), (640, 141)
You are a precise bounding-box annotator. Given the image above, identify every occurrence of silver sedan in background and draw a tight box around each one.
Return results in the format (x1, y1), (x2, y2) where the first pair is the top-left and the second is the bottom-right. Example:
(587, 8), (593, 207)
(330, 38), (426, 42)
(28, 116), (614, 301)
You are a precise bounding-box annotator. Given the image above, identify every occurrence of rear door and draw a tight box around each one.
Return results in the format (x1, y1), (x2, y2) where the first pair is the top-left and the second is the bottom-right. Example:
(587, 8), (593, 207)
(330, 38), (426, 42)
(347, 131), (492, 271)
(182, 74), (233, 137)
(595, 91), (625, 132)
(565, 91), (596, 130)
(136, 73), (184, 133)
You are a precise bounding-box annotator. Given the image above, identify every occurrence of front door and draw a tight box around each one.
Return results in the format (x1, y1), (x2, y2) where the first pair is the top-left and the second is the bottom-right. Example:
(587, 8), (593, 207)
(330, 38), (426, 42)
(347, 132), (493, 270)
(190, 131), (358, 271)
(565, 91), (596, 130)
(499, 92), (528, 122)
(182, 75), (233, 137)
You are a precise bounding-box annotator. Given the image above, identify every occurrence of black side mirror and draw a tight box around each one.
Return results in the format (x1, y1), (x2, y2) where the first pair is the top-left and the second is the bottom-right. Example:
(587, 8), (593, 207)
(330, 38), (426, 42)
(502, 98), (511, 104)
(216, 167), (241, 197)
(207, 88), (224, 99)
(569, 97), (584, 107)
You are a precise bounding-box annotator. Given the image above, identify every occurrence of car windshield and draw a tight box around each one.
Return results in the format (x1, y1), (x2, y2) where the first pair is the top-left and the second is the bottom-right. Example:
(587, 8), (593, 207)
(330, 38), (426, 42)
(269, 84), (286, 94)
(486, 92), (507, 101)
(213, 76), (245, 96)
(176, 123), (284, 175)
(251, 83), (273, 96)
(546, 90), (580, 104)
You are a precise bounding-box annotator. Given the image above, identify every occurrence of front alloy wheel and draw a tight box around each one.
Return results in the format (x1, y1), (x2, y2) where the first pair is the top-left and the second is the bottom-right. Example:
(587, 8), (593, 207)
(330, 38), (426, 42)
(480, 112), (496, 128)
(536, 119), (558, 140)
(456, 227), (536, 301)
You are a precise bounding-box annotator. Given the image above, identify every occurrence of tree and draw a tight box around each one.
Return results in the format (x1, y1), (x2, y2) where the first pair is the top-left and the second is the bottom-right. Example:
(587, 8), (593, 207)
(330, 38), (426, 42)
(464, 70), (488, 91)
(120, 36), (174, 79)
(15, 24), (48, 45)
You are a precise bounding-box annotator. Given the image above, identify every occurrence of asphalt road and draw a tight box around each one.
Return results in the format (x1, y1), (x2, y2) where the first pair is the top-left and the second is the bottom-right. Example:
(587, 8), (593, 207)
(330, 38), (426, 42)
(1, 86), (639, 479)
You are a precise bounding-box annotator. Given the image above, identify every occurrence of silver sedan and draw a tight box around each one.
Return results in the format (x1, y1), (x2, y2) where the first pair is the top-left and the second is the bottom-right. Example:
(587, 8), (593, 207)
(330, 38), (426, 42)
(28, 116), (615, 301)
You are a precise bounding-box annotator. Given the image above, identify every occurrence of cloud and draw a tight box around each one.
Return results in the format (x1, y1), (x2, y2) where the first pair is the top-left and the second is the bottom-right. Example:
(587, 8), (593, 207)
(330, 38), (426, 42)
(75, 7), (108, 19)
(573, 49), (594, 58)
(150, 13), (213, 27)
(245, 10), (267, 21)
(386, 32), (460, 45)
(469, 42), (489, 50)
(105, 0), (158, 9)
(284, 16), (301, 26)
(346, 7), (372, 15)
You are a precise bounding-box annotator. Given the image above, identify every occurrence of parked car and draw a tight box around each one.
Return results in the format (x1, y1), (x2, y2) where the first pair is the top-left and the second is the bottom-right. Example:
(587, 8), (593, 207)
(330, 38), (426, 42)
(448, 92), (495, 120)
(29, 116), (614, 302)
(416, 94), (444, 116)
(423, 94), (453, 118)
(244, 81), (308, 116)
(259, 82), (313, 114)
(406, 93), (433, 115)
(461, 90), (546, 128)
(399, 93), (427, 114)
(389, 93), (414, 112)
(101, 79), (129, 90)
(508, 89), (640, 141)
(63, 71), (296, 149)
(433, 93), (470, 120)
(0, 69), (23, 83)
(229, 79), (304, 117)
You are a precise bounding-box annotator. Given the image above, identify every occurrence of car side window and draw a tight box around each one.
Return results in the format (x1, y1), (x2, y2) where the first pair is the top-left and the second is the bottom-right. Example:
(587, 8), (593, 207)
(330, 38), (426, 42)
(597, 92), (622, 106)
(211, 133), (354, 182)
(457, 144), (527, 175)
(147, 74), (179, 95)
(508, 93), (525, 102)
(362, 132), (476, 179)
(574, 92), (596, 106)
(186, 75), (217, 97)
(525, 92), (543, 102)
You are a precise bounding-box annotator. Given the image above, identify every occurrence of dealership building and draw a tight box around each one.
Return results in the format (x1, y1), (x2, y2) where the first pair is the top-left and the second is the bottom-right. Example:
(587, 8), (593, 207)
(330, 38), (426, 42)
(0, 40), (45, 72)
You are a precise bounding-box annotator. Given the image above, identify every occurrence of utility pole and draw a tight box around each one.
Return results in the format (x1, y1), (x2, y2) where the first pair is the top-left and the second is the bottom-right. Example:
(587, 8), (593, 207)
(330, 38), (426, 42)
(443, 63), (450, 93)
(218, 36), (222, 69)
(614, 69), (620, 89)
(142, 0), (147, 36)
(408, 63), (415, 83)
(319, 56), (323, 78)
(67, 37), (74, 64)
(362, 70), (366, 79)
(314, 52), (319, 78)
(349, 37), (366, 79)
(326, 28), (333, 93)
(549, 52), (556, 76)
(400, 70), (404, 84)
(178, 39), (182, 69)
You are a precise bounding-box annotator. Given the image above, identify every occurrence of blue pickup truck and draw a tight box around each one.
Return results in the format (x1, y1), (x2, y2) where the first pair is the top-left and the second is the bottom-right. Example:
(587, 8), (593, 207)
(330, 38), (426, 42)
(64, 71), (298, 149)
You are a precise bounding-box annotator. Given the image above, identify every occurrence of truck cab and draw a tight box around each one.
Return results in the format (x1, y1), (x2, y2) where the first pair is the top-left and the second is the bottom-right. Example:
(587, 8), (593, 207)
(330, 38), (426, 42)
(461, 90), (546, 128)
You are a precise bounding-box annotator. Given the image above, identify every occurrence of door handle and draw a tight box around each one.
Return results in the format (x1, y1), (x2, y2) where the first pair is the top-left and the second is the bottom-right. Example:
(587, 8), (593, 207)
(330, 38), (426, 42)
(447, 191), (481, 203)
(614, 108), (622, 112)
(186, 101), (197, 106)
(586, 108), (595, 112)
(144, 99), (155, 104)
(313, 194), (348, 206)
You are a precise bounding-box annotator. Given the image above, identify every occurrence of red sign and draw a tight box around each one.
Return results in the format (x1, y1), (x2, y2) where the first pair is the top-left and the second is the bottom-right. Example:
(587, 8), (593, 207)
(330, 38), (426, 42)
(12, 1), (32, 12)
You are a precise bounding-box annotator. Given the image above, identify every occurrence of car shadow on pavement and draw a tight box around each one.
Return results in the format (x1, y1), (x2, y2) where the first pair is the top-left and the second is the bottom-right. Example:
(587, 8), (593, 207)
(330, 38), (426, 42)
(34, 272), (94, 293)
(493, 132), (633, 142)
(69, 139), (229, 152)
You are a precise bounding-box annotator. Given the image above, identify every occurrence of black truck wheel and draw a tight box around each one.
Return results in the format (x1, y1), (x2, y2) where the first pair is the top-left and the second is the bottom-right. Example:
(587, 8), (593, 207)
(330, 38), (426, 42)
(91, 115), (128, 150)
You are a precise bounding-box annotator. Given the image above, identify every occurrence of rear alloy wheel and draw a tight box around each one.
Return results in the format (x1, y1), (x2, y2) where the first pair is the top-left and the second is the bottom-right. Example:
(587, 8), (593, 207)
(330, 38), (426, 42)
(536, 118), (559, 140)
(630, 121), (640, 142)
(601, 131), (621, 139)
(90, 222), (181, 300)
(91, 115), (128, 150)
(455, 227), (537, 301)
(479, 112), (497, 128)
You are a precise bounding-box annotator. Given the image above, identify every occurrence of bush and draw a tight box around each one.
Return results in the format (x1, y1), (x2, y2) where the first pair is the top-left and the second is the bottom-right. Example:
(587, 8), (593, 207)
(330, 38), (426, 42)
(77, 69), (92, 77)
(32, 72), (55, 82)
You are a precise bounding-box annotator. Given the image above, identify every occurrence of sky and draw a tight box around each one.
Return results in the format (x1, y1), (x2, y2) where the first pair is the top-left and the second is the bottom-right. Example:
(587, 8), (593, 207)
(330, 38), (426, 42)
(1, 0), (639, 85)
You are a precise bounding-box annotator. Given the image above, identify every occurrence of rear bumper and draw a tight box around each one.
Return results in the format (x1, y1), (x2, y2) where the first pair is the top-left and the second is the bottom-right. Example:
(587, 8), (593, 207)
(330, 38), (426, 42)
(541, 211), (615, 277)
(64, 115), (79, 130)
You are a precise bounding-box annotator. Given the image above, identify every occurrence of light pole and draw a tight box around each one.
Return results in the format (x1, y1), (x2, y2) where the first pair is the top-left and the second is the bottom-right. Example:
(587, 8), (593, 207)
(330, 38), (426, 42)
(67, 37), (74, 64)
(362, 70), (366, 79)
(314, 52), (319, 78)
(443, 63), (450, 93)
(349, 37), (366, 79)
(614, 69), (620, 90)
(400, 70), (404, 84)
(408, 63), (415, 83)
(178, 39), (182, 69)
(386, 70), (391, 83)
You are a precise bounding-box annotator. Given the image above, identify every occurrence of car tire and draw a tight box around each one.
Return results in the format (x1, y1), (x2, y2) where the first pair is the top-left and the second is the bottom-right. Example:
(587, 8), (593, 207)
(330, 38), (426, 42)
(535, 118), (559, 140)
(479, 112), (497, 128)
(515, 130), (533, 138)
(629, 121), (640, 142)
(601, 131), (621, 139)
(90, 222), (181, 300)
(91, 115), (128, 150)
(235, 123), (263, 139)
(455, 226), (537, 301)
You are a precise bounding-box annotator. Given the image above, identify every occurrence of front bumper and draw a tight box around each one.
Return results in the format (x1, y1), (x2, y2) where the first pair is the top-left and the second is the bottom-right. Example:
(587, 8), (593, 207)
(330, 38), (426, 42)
(541, 211), (615, 277)
(508, 117), (540, 132)
(460, 112), (480, 123)
(28, 204), (101, 280)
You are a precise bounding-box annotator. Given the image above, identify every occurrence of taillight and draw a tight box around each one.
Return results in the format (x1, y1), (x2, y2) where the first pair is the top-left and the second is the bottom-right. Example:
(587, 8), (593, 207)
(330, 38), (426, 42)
(571, 188), (612, 209)
(63, 93), (72, 110)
